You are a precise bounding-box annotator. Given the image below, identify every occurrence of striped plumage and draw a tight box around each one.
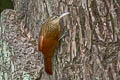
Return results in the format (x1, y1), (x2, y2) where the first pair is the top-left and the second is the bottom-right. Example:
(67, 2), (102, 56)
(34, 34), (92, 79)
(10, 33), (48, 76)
(38, 12), (69, 75)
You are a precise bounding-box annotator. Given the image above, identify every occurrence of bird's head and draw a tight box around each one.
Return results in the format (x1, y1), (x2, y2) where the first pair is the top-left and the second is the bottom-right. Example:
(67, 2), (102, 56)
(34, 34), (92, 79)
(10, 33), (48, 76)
(50, 12), (69, 24)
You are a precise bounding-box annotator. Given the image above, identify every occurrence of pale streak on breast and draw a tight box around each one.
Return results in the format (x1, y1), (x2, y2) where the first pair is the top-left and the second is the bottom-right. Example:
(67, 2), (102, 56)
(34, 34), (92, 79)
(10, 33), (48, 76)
(39, 36), (44, 51)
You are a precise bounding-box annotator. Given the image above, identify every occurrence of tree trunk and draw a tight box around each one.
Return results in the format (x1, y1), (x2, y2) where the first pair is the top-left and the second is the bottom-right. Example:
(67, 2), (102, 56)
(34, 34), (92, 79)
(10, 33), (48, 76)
(0, 0), (120, 80)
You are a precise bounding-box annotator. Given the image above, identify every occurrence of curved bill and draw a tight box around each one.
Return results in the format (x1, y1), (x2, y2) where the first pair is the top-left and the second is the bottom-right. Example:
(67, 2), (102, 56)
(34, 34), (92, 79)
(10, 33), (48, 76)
(59, 12), (69, 19)
(52, 12), (69, 24)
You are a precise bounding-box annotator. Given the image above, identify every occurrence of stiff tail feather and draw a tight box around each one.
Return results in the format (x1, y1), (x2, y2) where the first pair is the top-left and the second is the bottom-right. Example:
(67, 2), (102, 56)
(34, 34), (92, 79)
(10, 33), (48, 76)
(44, 57), (52, 75)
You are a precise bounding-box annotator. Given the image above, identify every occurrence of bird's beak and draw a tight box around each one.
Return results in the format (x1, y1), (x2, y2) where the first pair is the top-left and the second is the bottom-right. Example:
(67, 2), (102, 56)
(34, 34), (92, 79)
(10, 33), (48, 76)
(58, 12), (69, 19)
(52, 12), (69, 24)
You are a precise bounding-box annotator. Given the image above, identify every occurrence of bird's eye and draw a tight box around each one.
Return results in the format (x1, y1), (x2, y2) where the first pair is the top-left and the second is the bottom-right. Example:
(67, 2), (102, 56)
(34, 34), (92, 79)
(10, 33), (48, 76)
(51, 16), (58, 20)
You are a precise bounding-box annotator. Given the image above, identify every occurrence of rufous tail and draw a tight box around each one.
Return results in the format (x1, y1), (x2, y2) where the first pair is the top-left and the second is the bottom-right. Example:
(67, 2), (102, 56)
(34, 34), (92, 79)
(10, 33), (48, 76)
(44, 57), (52, 75)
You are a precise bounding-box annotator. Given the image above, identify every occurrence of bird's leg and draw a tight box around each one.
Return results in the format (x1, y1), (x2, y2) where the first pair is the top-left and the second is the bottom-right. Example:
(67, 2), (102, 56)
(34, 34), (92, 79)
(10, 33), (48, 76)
(59, 29), (69, 41)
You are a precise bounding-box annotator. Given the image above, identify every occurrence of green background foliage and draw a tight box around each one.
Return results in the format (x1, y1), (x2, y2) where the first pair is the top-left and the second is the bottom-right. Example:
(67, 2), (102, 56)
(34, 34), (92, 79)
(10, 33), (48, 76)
(0, 0), (14, 13)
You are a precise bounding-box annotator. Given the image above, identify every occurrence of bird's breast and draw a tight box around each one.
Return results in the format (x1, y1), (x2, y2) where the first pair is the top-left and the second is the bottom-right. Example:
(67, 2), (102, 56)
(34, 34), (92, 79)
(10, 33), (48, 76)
(38, 35), (43, 51)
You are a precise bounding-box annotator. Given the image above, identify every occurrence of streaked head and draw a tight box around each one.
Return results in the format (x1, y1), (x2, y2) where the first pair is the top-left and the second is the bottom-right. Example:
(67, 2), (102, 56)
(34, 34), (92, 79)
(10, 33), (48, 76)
(51, 12), (69, 24)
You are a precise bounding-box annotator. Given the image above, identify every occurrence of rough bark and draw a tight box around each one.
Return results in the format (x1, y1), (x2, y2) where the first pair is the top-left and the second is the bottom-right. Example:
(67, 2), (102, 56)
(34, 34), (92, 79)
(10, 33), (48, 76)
(0, 0), (120, 80)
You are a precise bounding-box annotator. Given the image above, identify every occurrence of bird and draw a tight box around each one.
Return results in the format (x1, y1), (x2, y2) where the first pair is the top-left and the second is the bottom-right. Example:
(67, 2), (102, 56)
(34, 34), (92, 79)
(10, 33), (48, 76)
(38, 12), (69, 75)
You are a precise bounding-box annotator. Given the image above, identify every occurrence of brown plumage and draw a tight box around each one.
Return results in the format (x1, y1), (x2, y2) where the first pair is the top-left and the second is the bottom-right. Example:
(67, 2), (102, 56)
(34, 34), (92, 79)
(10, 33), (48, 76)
(38, 12), (69, 75)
